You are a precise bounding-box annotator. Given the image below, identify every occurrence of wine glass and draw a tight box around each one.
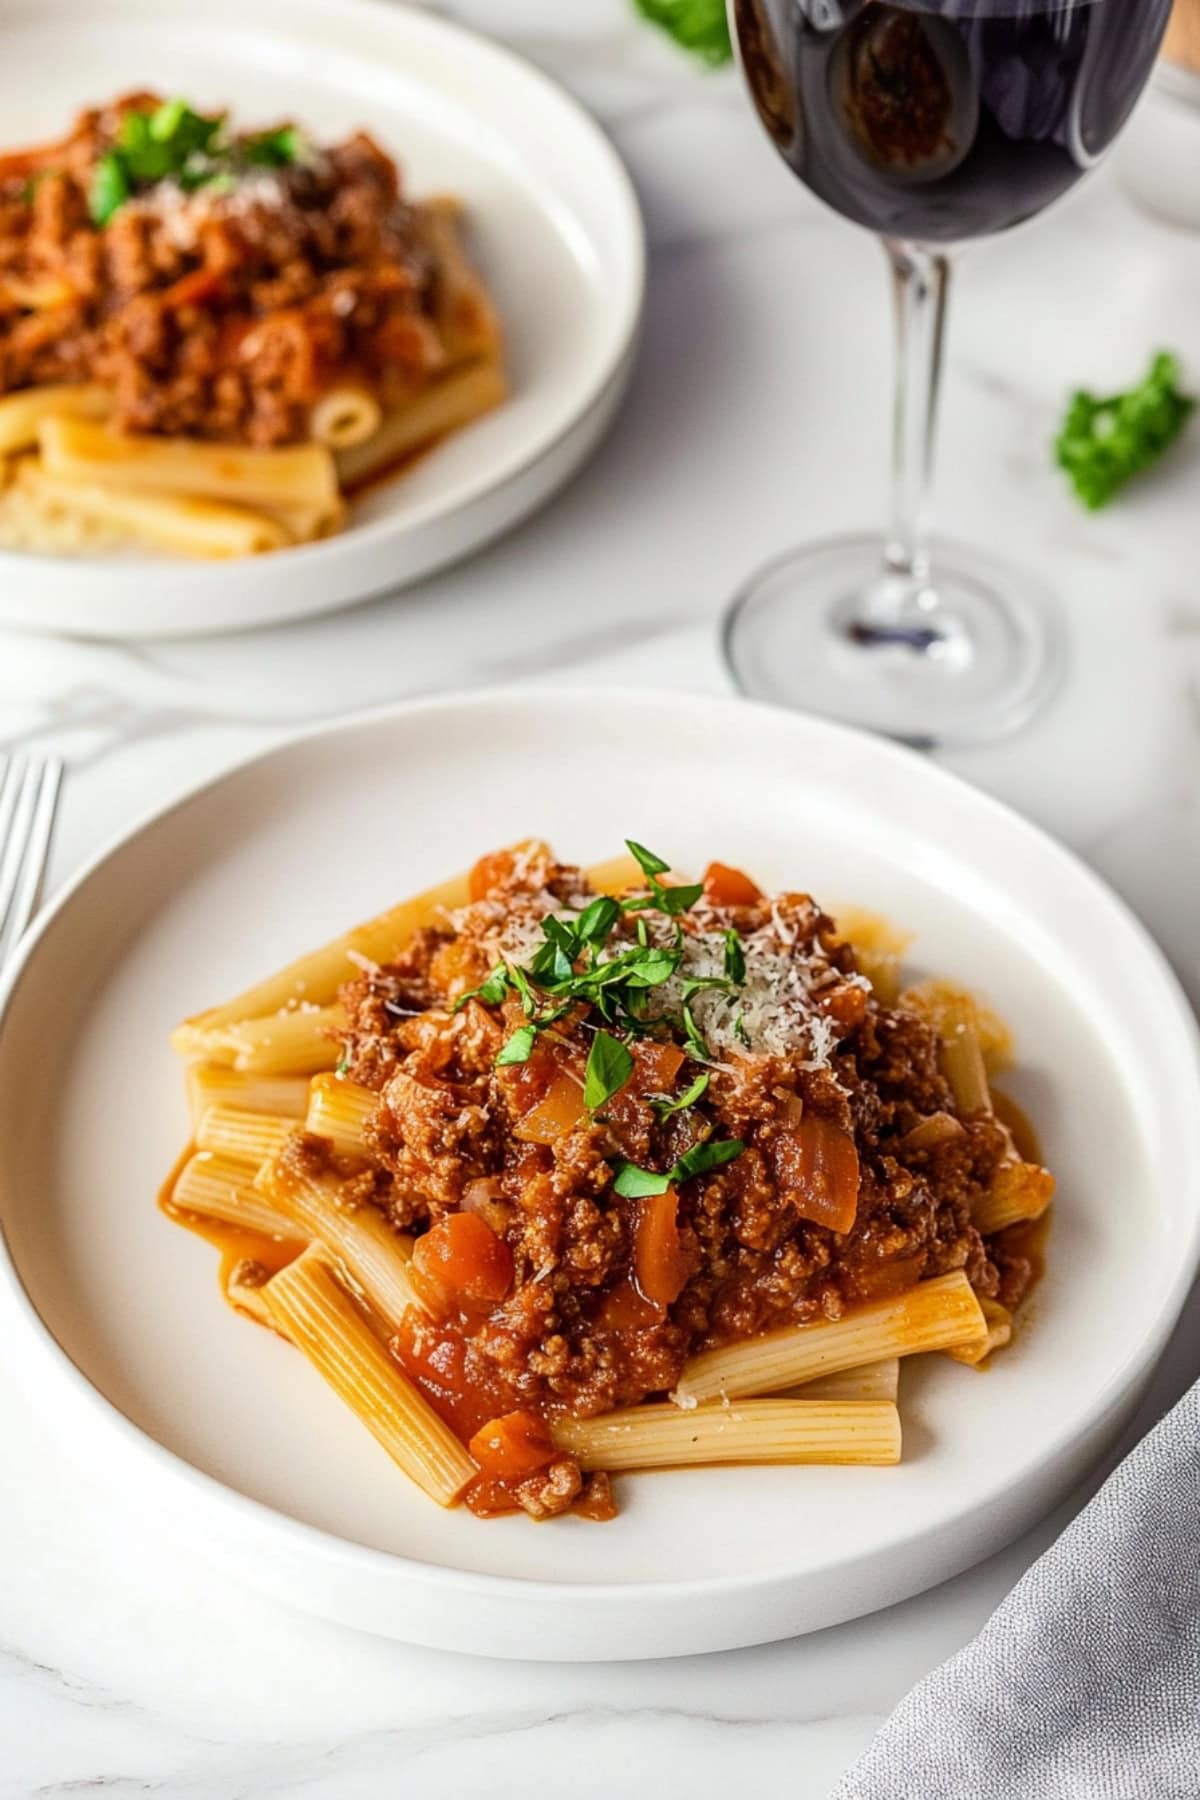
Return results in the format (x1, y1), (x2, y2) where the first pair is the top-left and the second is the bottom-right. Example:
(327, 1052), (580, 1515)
(724, 0), (1173, 745)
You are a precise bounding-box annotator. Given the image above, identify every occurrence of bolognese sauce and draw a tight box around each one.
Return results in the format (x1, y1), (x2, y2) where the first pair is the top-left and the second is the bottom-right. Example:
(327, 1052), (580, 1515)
(296, 839), (1052, 1519)
(0, 94), (460, 445)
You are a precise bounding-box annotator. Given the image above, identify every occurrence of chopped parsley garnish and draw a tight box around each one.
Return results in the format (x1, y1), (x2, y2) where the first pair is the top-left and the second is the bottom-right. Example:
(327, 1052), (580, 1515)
(1055, 351), (1195, 510)
(612, 1136), (745, 1197)
(496, 1024), (537, 1067)
(454, 964), (511, 1011)
(454, 842), (726, 1093)
(632, 0), (732, 65)
(623, 839), (703, 917)
(724, 928), (746, 985)
(584, 1030), (634, 1111)
(651, 1071), (709, 1118)
(87, 97), (307, 225)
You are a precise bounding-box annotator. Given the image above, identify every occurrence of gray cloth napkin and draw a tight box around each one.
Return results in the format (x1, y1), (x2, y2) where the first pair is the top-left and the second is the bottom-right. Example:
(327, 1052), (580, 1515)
(831, 1381), (1200, 1800)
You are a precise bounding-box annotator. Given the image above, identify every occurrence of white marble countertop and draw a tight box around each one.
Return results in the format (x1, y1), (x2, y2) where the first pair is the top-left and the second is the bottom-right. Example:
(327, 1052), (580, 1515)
(2, 3), (1200, 1794)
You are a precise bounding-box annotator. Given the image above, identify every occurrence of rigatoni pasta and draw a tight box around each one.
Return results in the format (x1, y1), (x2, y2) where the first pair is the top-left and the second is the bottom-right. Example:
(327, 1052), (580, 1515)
(164, 839), (1053, 1521)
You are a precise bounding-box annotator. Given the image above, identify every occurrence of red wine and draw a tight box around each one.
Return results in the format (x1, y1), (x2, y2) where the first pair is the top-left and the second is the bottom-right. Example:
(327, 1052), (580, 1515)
(732, 0), (1171, 242)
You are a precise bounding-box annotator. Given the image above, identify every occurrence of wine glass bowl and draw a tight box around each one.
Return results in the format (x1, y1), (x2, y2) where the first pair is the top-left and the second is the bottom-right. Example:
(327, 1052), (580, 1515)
(723, 0), (1174, 745)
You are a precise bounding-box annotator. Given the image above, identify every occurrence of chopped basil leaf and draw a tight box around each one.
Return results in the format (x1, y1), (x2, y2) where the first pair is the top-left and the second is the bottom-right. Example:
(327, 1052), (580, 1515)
(496, 1025), (537, 1066)
(626, 839), (671, 880)
(508, 963), (537, 1018)
(724, 929), (746, 985)
(529, 914), (578, 985)
(681, 1002), (711, 1064)
(622, 945), (682, 989)
(651, 1071), (709, 1118)
(453, 963), (511, 1012)
(335, 1052), (351, 1077)
(612, 1132), (744, 1197)
(242, 124), (305, 167)
(655, 879), (704, 916)
(672, 1137), (745, 1182)
(681, 975), (729, 1001)
(733, 1011), (751, 1049)
(576, 894), (620, 945)
(584, 1030), (634, 1111)
(89, 153), (129, 225)
(612, 1161), (672, 1198)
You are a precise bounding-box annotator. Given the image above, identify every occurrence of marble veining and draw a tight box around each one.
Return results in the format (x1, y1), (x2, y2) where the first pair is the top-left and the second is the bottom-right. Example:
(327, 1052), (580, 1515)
(2, 2), (1199, 1794)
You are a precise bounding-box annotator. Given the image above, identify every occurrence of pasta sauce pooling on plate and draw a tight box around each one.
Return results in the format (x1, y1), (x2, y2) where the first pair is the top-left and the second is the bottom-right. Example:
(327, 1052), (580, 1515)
(165, 840), (1054, 1522)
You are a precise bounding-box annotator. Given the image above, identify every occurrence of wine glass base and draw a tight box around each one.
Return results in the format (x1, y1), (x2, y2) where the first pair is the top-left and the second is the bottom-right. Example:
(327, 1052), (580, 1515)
(721, 534), (1062, 749)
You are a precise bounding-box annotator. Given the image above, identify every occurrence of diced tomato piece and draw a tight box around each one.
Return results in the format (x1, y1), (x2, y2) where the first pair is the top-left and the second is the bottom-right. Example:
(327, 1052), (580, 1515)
(770, 1113), (861, 1234)
(410, 1212), (513, 1317)
(633, 1185), (689, 1308)
(467, 839), (551, 901)
(469, 1410), (556, 1478)
(633, 1039), (686, 1096)
(513, 1068), (587, 1144)
(820, 984), (869, 1032)
(703, 861), (763, 907)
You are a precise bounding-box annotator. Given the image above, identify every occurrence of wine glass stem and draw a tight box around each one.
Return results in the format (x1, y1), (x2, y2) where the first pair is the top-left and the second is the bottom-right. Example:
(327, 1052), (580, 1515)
(854, 240), (952, 642)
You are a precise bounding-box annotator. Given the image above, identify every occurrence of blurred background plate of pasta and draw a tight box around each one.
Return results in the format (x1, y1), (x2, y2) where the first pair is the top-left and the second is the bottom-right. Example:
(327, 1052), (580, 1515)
(0, 689), (1197, 1661)
(0, 0), (644, 638)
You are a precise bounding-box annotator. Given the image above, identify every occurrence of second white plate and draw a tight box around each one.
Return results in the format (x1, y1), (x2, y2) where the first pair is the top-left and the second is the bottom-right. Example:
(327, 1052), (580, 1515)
(0, 0), (644, 638)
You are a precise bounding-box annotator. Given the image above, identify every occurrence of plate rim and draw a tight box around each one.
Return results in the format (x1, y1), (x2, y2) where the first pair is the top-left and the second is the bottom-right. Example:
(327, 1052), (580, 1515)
(0, 0), (646, 634)
(2, 685), (1199, 1610)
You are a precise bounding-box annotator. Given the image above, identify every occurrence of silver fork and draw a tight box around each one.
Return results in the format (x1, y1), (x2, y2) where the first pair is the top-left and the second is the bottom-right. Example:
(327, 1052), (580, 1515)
(0, 753), (64, 973)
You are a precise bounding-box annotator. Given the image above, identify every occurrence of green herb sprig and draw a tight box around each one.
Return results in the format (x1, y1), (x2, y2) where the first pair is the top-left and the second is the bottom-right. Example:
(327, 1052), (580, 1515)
(89, 98), (306, 226)
(1055, 351), (1195, 510)
(612, 1136), (745, 1198)
(633, 0), (732, 65)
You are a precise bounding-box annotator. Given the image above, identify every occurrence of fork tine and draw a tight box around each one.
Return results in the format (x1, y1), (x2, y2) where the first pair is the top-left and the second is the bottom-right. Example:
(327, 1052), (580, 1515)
(0, 756), (38, 944)
(3, 756), (62, 954)
(0, 755), (21, 859)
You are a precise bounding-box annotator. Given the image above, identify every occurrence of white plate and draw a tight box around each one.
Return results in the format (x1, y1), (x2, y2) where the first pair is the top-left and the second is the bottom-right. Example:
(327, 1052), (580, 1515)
(0, 0), (643, 639)
(2, 689), (1198, 1661)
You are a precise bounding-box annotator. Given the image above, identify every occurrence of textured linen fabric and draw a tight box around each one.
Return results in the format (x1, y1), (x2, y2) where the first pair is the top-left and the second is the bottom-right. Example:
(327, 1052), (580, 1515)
(832, 1382), (1200, 1800)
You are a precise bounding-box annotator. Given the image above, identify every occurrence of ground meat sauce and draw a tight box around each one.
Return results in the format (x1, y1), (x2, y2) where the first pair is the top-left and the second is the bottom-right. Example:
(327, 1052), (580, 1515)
(0, 95), (445, 444)
(327, 842), (1051, 1520)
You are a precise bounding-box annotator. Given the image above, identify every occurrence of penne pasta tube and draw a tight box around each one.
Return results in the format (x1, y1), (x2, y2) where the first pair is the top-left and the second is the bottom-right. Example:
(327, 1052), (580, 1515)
(973, 1159), (1055, 1237)
(171, 1151), (296, 1239)
(900, 981), (1013, 1082)
(788, 1358), (900, 1404)
(583, 853), (646, 895)
(38, 415), (339, 511)
(262, 1247), (476, 1506)
(194, 1105), (295, 1166)
(551, 1400), (901, 1471)
(834, 909), (913, 1007)
(334, 358), (506, 489)
(261, 1151), (420, 1327)
(424, 199), (505, 363)
(185, 1065), (311, 1131)
(938, 1013), (992, 1116)
(16, 461), (289, 557)
(177, 871), (470, 1034)
(305, 1074), (376, 1159)
(263, 495), (347, 542)
(309, 387), (383, 451)
(672, 1271), (987, 1407)
(224, 1258), (282, 1331)
(172, 1004), (344, 1074)
(0, 383), (111, 453)
(945, 1297), (1013, 1366)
